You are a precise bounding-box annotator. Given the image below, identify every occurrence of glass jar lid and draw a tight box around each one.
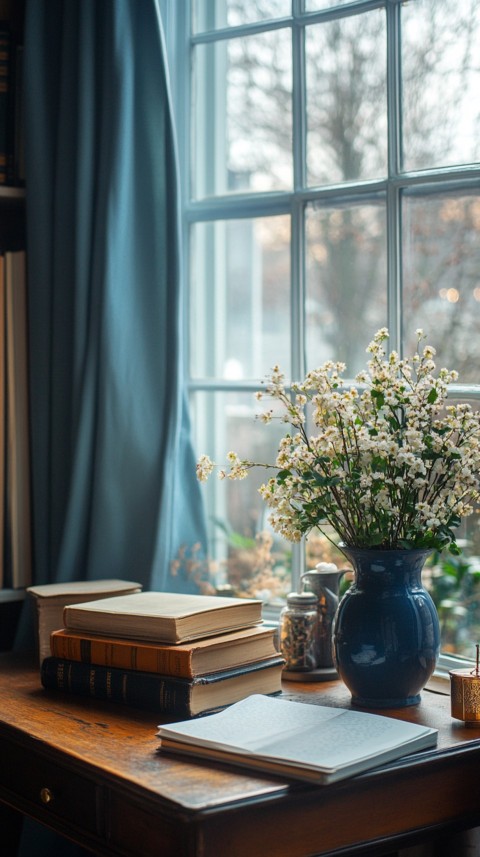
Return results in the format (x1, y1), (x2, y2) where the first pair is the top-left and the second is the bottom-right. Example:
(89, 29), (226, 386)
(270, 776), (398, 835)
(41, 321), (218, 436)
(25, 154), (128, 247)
(286, 591), (317, 606)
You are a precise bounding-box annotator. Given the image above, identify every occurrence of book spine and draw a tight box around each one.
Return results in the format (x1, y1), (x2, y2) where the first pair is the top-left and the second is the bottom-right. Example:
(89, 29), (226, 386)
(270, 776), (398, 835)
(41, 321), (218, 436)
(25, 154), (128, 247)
(12, 43), (23, 184)
(0, 26), (10, 184)
(5, 250), (31, 588)
(50, 634), (194, 677)
(41, 657), (194, 716)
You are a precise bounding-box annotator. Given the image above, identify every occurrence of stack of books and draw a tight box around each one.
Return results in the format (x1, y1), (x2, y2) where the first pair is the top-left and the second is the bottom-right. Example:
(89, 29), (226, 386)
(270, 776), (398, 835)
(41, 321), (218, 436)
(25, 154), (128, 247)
(40, 591), (284, 718)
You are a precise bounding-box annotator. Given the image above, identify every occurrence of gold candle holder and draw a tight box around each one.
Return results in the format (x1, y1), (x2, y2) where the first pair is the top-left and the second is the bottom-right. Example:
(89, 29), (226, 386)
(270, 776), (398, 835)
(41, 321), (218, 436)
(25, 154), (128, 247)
(450, 644), (480, 727)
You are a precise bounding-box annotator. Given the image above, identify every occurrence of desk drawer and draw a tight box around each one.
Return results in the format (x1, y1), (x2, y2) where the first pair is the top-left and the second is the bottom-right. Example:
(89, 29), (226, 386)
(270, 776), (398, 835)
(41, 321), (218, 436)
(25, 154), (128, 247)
(107, 792), (187, 857)
(0, 738), (98, 834)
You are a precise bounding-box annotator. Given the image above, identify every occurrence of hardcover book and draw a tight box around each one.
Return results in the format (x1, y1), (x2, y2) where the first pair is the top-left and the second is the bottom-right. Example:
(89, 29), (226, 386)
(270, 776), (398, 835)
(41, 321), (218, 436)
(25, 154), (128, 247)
(41, 656), (285, 718)
(6, 251), (31, 591)
(63, 591), (263, 644)
(0, 26), (11, 184)
(50, 625), (279, 677)
(27, 579), (142, 663)
(157, 694), (438, 783)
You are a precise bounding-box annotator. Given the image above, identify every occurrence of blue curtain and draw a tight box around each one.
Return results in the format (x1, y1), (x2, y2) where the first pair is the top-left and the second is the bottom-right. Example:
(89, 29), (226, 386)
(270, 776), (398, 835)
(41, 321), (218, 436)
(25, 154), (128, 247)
(17, 0), (207, 853)
(23, 0), (207, 593)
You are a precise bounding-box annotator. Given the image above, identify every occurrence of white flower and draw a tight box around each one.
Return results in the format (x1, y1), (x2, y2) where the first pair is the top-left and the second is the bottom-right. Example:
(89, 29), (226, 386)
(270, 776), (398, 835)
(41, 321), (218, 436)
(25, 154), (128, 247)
(196, 455), (215, 482)
(259, 410), (273, 424)
(196, 327), (480, 553)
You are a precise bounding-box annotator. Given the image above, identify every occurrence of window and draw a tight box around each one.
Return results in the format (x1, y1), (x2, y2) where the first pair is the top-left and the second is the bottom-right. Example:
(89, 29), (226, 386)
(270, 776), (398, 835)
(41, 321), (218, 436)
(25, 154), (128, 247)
(174, 0), (480, 656)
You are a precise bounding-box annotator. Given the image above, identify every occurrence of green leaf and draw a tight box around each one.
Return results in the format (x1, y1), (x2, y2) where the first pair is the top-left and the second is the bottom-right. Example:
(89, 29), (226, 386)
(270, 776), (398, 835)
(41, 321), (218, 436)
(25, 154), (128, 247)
(371, 390), (385, 407)
(312, 473), (341, 488)
(365, 532), (387, 546)
(212, 518), (256, 549)
(427, 388), (438, 404)
(228, 532), (256, 549)
(312, 473), (330, 487)
(448, 542), (462, 556)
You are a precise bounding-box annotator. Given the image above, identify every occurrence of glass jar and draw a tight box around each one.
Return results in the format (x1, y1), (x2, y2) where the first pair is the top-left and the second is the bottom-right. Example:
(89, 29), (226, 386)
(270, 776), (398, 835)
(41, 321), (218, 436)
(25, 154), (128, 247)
(280, 591), (318, 672)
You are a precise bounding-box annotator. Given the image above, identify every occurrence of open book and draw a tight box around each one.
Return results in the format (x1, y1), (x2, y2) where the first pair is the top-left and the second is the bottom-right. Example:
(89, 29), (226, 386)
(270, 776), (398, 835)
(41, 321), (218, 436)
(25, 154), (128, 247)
(157, 694), (438, 784)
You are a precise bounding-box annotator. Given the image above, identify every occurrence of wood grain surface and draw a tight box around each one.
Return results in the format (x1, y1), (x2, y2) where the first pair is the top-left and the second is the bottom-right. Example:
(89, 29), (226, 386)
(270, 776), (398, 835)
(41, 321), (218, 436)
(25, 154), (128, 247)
(0, 651), (479, 857)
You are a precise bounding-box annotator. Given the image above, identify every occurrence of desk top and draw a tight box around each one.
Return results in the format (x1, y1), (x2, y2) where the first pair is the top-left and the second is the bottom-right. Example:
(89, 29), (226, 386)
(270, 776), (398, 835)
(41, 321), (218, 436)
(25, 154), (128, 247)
(2, 651), (479, 813)
(3, 652), (480, 857)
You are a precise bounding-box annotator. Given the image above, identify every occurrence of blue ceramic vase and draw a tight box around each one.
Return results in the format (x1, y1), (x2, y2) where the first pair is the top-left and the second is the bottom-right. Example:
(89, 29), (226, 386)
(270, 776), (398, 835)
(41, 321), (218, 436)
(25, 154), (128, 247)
(333, 547), (440, 708)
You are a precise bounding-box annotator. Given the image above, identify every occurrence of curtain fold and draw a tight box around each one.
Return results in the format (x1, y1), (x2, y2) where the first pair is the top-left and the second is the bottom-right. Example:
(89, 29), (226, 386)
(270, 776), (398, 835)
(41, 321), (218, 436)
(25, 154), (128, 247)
(21, 0), (207, 599)
(16, 2), (207, 852)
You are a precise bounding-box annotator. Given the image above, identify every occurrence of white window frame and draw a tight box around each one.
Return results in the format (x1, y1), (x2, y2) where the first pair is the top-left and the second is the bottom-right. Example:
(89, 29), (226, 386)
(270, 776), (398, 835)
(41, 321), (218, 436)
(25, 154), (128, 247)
(167, 0), (480, 674)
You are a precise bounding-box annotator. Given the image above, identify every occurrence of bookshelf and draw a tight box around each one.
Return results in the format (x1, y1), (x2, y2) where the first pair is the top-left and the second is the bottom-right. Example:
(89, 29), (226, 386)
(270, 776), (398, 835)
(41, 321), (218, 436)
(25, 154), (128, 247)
(0, 188), (25, 251)
(0, 0), (28, 649)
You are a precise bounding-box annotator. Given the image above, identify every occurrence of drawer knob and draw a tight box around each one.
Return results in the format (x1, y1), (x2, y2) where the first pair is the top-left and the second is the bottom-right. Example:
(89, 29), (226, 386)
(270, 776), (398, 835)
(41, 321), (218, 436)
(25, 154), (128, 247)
(40, 787), (54, 805)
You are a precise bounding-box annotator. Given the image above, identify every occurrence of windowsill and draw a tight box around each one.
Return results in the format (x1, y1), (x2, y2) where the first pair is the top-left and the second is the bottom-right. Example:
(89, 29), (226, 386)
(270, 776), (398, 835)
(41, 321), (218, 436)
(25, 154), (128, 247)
(426, 652), (477, 696)
(264, 607), (473, 698)
(425, 671), (450, 695)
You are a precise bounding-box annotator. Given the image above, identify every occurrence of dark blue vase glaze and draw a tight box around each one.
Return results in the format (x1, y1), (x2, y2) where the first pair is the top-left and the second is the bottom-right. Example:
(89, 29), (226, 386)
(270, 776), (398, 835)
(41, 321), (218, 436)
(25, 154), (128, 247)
(333, 547), (440, 708)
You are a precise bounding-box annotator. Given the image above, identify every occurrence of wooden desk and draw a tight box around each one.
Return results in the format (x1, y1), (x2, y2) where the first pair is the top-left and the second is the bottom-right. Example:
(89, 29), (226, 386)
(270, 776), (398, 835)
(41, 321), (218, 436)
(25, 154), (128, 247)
(1, 652), (479, 857)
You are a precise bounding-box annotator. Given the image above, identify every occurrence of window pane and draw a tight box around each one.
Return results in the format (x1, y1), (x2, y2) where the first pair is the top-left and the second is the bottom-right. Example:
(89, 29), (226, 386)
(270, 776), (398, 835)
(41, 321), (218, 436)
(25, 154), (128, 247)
(402, 190), (480, 382)
(193, 0), (291, 33)
(422, 397), (480, 659)
(192, 30), (292, 197)
(402, 0), (480, 171)
(305, 201), (387, 375)
(306, 10), (387, 186)
(190, 216), (291, 380)
(191, 390), (292, 602)
(305, 0), (357, 9)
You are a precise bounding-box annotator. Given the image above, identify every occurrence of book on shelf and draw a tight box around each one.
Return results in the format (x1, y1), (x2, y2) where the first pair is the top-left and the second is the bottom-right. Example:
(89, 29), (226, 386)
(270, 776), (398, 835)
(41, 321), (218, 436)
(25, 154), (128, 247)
(0, 24), (11, 184)
(50, 624), (279, 678)
(0, 254), (4, 588)
(27, 579), (142, 664)
(63, 591), (263, 645)
(0, 16), (23, 187)
(41, 656), (285, 718)
(9, 40), (23, 185)
(157, 694), (438, 784)
(5, 249), (30, 589)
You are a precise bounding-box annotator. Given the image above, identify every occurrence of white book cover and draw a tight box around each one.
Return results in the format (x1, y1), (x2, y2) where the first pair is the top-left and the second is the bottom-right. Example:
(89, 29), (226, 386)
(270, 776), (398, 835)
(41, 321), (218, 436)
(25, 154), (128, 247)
(63, 591), (262, 643)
